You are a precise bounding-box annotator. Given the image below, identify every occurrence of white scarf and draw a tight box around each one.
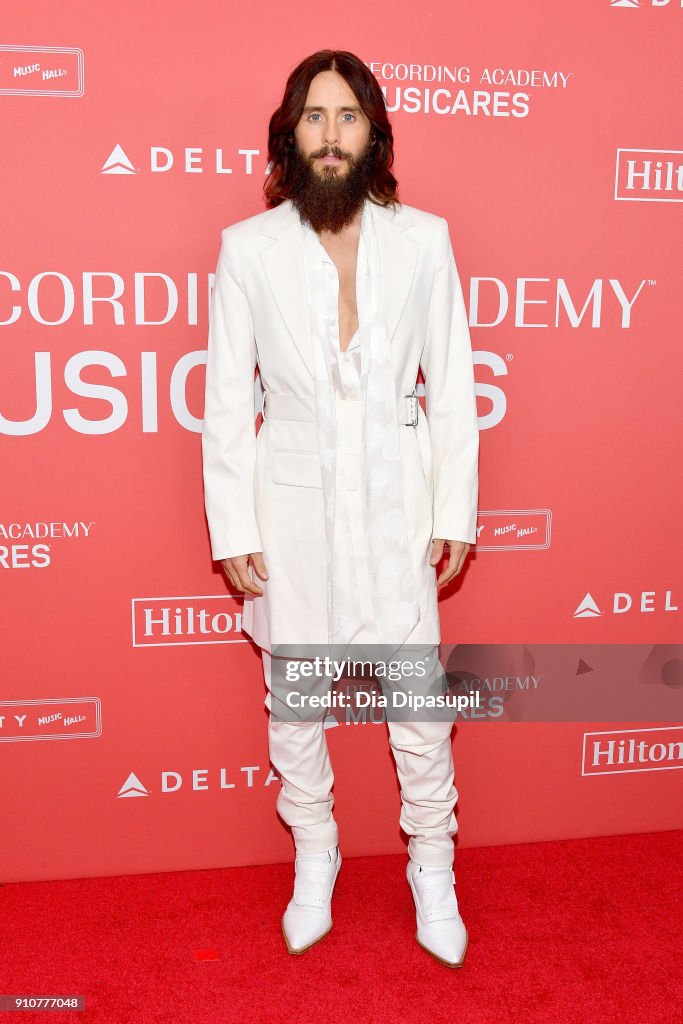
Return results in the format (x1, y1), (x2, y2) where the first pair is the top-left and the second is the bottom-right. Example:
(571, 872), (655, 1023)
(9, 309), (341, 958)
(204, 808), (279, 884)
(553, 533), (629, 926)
(301, 198), (420, 652)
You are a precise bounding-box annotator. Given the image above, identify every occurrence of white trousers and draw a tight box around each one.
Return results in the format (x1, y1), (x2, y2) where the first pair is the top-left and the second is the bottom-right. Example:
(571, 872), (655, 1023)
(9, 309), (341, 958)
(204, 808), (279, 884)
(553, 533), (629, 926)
(261, 396), (459, 867)
(262, 648), (459, 867)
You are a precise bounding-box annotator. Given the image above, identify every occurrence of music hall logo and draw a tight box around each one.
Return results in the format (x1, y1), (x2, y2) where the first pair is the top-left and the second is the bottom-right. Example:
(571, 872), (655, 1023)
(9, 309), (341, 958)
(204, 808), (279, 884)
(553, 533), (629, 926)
(0, 44), (84, 97)
(0, 698), (101, 743)
(474, 510), (551, 551)
(573, 590), (678, 618)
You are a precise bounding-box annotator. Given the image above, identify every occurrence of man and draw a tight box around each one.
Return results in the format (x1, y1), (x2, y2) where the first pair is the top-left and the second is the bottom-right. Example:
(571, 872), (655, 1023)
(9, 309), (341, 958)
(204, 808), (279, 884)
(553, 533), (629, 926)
(201, 50), (479, 968)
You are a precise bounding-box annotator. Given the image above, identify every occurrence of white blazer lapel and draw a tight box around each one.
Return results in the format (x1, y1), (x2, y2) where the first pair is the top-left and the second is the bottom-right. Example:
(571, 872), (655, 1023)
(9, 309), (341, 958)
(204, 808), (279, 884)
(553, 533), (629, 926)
(258, 199), (420, 379)
(370, 201), (419, 345)
(258, 201), (314, 377)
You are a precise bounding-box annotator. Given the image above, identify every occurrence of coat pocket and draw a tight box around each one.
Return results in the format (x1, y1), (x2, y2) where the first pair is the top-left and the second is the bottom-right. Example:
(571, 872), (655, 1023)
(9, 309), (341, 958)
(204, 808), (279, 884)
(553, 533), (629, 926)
(272, 448), (323, 489)
(272, 448), (360, 491)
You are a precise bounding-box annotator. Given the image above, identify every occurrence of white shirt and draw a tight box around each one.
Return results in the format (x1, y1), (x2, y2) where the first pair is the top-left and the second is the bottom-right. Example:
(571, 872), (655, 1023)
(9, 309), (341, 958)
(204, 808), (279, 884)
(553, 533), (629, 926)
(300, 216), (372, 638)
(300, 222), (364, 400)
(299, 200), (420, 646)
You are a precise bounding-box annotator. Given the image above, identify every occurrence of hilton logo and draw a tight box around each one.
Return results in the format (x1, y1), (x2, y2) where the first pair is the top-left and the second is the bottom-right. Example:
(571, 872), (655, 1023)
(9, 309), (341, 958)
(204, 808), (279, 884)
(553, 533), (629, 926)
(131, 595), (247, 646)
(582, 727), (683, 775)
(615, 149), (683, 203)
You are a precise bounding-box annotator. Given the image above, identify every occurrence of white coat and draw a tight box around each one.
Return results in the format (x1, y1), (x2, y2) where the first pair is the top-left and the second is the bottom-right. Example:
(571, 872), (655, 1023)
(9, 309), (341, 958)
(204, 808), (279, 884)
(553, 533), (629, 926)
(201, 198), (479, 652)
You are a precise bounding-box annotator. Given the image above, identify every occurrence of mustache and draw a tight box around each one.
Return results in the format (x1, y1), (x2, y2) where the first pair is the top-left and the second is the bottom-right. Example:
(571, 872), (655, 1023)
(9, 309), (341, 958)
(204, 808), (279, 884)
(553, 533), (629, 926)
(311, 147), (350, 160)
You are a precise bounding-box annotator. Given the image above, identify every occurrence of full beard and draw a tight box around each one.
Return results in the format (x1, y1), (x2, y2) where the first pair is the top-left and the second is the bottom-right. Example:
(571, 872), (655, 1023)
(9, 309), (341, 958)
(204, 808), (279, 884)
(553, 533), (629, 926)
(287, 138), (378, 234)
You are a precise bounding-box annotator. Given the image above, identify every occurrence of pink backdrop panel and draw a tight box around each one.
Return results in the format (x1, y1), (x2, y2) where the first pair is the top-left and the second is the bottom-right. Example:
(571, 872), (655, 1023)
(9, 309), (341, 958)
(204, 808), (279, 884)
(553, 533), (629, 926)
(1, 1), (681, 882)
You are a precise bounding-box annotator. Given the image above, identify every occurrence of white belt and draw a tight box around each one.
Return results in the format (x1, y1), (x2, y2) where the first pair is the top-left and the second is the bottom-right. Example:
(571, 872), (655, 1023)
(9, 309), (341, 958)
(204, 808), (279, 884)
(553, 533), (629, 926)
(262, 389), (419, 426)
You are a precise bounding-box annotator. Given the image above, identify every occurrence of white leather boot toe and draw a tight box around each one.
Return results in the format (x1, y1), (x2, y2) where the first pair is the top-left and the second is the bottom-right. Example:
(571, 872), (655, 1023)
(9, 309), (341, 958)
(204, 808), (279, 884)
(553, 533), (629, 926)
(407, 860), (468, 967)
(281, 846), (342, 954)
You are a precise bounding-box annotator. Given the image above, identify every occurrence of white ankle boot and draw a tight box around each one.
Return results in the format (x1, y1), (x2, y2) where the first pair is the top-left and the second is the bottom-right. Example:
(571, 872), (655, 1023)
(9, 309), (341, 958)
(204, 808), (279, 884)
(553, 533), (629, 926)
(406, 860), (468, 967)
(281, 846), (342, 954)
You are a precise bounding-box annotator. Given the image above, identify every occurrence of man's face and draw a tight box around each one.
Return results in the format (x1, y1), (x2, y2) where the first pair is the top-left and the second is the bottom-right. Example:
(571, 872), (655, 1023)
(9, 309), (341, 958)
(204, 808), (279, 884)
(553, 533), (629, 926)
(294, 69), (372, 177)
(288, 69), (378, 233)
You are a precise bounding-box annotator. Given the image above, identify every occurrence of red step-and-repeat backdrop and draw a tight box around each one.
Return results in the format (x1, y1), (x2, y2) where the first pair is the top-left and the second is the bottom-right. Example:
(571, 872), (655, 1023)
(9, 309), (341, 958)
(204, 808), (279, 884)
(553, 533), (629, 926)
(1, 1), (681, 883)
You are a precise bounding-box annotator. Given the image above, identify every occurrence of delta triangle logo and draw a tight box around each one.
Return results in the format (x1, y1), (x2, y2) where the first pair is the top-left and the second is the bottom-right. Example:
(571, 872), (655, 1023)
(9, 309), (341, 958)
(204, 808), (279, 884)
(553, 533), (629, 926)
(573, 593), (603, 618)
(609, 1), (640, 7)
(101, 144), (136, 175)
(117, 771), (149, 798)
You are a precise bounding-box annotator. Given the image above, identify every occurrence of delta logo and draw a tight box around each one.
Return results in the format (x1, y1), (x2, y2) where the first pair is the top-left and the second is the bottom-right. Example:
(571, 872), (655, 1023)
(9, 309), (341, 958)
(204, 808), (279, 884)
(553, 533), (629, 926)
(101, 143), (261, 176)
(573, 590), (678, 618)
(117, 767), (281, 798)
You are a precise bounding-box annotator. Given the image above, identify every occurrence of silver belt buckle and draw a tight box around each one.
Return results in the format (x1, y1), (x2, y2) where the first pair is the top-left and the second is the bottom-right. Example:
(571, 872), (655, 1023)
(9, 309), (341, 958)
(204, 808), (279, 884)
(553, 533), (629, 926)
(404, 391), (418, 426)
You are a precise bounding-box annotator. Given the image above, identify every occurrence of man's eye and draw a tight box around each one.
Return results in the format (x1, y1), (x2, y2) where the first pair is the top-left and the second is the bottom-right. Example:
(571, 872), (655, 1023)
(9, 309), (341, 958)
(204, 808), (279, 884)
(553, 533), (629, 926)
(306, 113), (355, 122)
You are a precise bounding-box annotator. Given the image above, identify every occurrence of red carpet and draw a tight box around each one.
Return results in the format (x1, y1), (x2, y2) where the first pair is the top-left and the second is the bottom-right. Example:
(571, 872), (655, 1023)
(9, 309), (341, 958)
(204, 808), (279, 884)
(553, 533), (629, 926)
(2, 830), (680, 1024)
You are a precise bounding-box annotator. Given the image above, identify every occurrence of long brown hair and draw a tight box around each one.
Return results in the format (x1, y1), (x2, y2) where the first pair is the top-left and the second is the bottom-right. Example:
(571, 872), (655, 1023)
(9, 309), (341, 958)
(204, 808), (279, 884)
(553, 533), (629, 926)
(263, 50), (399, 209)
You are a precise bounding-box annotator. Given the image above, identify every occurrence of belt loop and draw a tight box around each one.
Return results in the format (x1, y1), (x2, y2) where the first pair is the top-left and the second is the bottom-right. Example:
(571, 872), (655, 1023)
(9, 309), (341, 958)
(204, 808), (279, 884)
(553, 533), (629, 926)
(403, 388), (418, 427)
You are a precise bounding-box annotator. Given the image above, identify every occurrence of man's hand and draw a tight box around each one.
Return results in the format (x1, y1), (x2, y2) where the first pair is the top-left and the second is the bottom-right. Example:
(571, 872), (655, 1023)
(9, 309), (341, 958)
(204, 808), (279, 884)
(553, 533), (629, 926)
(429, 538), (471, 588)
(221, 552), (269, 596)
